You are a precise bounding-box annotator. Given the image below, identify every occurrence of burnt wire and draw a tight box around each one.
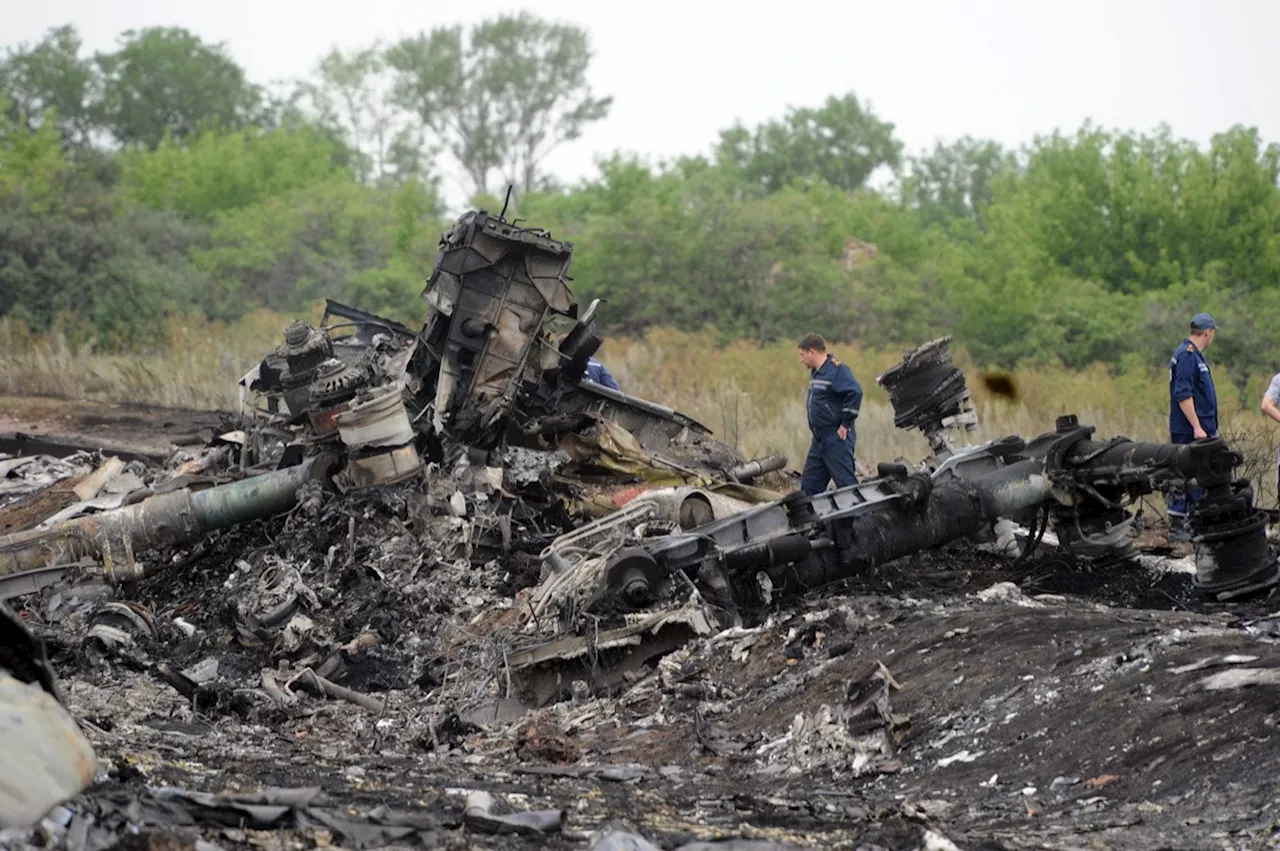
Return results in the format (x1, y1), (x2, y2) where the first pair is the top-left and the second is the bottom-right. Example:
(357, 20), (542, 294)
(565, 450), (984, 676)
(1012, 504), (1051, 569)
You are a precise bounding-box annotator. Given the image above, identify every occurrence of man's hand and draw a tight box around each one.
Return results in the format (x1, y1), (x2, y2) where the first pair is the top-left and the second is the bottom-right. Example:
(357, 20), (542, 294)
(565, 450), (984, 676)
(838, 425), (849, 441)
(1193, 425), (1208, 439)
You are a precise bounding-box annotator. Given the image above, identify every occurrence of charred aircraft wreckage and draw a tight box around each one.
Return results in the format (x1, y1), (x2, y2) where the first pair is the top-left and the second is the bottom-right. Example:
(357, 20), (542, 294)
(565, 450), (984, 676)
(1, 208), (1279, 840)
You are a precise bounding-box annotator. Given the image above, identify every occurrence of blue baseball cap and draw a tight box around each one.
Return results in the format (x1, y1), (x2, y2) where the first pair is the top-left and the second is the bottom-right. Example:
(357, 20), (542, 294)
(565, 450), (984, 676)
(1190, 312), (1218, 330)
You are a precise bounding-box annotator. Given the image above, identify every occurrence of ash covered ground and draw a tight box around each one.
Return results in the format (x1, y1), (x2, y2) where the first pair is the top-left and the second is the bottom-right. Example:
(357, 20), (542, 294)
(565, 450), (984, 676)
(3, 420), (1280, 851)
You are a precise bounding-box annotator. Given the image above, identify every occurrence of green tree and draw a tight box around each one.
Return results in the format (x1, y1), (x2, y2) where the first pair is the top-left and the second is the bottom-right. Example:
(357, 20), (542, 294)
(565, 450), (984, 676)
(974, 123), (1280, 306)
(191, 177), (440, 320)
(715, 93), (902, 195)
(0, 109), (207, 345)
(900, 137), (1017, 231)
(524, 162), (862, 342)
(296, 44), (431, 185)
(1177, 126), (1280, 291)
(387, 11), (611, 197)
(96, 28), (263, 149)
(119, 124), (344, 220)
(0, 25), (99, 146)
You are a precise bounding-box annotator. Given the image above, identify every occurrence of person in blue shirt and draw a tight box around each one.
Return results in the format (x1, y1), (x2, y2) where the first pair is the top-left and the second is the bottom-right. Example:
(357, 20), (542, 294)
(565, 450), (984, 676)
(1166, 312), (1218, 539)
(798, 333), (863, 496)
(1170, 313), (1218, 441)
(583, 357), (620, 391)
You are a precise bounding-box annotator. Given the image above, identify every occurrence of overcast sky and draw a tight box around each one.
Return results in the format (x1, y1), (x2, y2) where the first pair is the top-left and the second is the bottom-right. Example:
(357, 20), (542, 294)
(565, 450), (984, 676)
(9, 0), (1278, 205)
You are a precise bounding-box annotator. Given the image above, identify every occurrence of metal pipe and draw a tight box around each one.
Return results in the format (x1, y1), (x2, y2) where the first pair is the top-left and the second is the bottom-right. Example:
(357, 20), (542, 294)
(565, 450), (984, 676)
(0, 460), (316, 579)
(779, 459), (1051, 592)
(728, 454), (787, 482)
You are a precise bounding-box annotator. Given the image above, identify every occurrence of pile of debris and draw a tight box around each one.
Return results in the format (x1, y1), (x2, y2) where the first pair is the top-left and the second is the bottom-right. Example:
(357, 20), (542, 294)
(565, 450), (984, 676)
(2, 210), (1280, 850)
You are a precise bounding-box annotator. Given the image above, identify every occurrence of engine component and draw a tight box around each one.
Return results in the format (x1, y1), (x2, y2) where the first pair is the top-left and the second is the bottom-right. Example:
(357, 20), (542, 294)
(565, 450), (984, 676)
(344, 444), (424, 488)
(334, 384), (423, 488)
(418, 210), (575, 447)
(278, 321), (334, 415)
(876, 336), (977, 460)
(594, 413), (1279, 620)
(0, 458), (319, 579)
(335, 384), (415, 450)
(306, 357), (369, 440)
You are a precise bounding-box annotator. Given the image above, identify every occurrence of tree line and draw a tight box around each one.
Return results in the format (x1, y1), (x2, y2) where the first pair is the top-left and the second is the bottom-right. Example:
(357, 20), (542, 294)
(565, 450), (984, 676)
(3, 16), (1279, 393)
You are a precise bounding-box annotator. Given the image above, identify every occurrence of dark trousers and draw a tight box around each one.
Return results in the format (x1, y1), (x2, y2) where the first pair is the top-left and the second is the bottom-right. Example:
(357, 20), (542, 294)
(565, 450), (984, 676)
(1166, 431), (1205, 517)
(801, 429), (859, 495)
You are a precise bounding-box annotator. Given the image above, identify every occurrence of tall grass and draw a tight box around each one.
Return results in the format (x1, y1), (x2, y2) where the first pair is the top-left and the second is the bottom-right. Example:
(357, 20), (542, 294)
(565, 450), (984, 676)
(595, 329), (1280, 508)
(0, 310), (305, 410)
(4, 313), (1279, 506)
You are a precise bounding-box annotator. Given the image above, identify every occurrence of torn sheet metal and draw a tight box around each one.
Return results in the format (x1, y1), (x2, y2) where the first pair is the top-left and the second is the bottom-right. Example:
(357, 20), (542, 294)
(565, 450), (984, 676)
(557, 381), (712, 450)
(0, 454), (94, 499)
(462, 790), (565, 835)
(0, 603), (96, 830)
(322, 297), (418, 345)
(72, 457), (124, 501)
(559, 418), (782, 503)
(0, 671), (98, 829)
(508, 602), (715, 706)
(36, 470), (147, 528)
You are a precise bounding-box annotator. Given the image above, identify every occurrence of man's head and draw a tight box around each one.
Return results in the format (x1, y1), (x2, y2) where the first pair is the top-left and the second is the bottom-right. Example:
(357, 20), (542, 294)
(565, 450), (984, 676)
(798, 333), (828, 370)
(1190, 312), (1218, 348)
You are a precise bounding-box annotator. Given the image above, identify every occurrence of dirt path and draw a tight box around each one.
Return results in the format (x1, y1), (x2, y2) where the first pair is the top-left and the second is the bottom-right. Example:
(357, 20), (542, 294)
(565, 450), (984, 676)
(0, 395), (233, 462)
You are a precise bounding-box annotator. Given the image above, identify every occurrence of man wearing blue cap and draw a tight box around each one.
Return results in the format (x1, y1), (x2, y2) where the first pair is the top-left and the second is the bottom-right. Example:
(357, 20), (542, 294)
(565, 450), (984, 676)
(1166, 312), (1219, 539)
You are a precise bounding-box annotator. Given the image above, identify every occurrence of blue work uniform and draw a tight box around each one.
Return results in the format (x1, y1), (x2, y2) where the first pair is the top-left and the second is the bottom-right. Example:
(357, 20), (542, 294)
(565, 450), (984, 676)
(801, 354), (863, 495)
(1169, 339), (1217, 440)
(584, 358), (620, 391)
(1167, 338), (1217, 519)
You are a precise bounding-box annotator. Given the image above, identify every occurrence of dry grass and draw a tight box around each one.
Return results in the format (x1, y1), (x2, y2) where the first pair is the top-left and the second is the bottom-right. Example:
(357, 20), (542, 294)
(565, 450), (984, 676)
(4, 314), (1278, 507)
(0, 310), (307, 411)
(596, 328), (1280, 509)
(599, 329), (1172, 466)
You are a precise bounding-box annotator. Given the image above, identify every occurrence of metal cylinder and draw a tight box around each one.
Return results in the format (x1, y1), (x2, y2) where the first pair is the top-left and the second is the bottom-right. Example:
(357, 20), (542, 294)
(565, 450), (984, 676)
(335, 384), (415, 450)
(1061, 437), (1238, 488)
(190, 462), (316, 529)
(1190, 480), (1280, 599)
(723, 533), (813, 573)
(727, 454), (787, 482)
(0, 460), (316, 578)
(629, 487), (757, 530)
(777, 459), (1050, 592)
(978, 460), (1053, 518)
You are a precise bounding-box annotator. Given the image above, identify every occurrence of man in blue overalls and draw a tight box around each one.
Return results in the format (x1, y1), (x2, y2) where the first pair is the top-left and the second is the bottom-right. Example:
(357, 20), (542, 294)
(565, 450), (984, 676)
(584, 357), (620, 391)
(798, 333), (863, 495)
(1167, 312), (1219, 540)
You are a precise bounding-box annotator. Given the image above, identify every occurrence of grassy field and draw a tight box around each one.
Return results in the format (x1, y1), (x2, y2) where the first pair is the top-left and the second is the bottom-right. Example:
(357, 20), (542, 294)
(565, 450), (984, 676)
(0, 311), (289, 411)
(598, 328), (1278, 494)
(4, 311), (1278, 507)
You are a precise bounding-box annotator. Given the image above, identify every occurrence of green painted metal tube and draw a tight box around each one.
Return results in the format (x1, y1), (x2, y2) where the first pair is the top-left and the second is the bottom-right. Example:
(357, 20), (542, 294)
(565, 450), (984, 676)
(190, 461), (315, 529)
(0, 459), (315, 579)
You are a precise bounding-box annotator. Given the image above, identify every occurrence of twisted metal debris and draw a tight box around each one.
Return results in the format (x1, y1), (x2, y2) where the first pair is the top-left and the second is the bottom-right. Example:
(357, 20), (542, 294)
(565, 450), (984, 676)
(2, 213), (1280, 849)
